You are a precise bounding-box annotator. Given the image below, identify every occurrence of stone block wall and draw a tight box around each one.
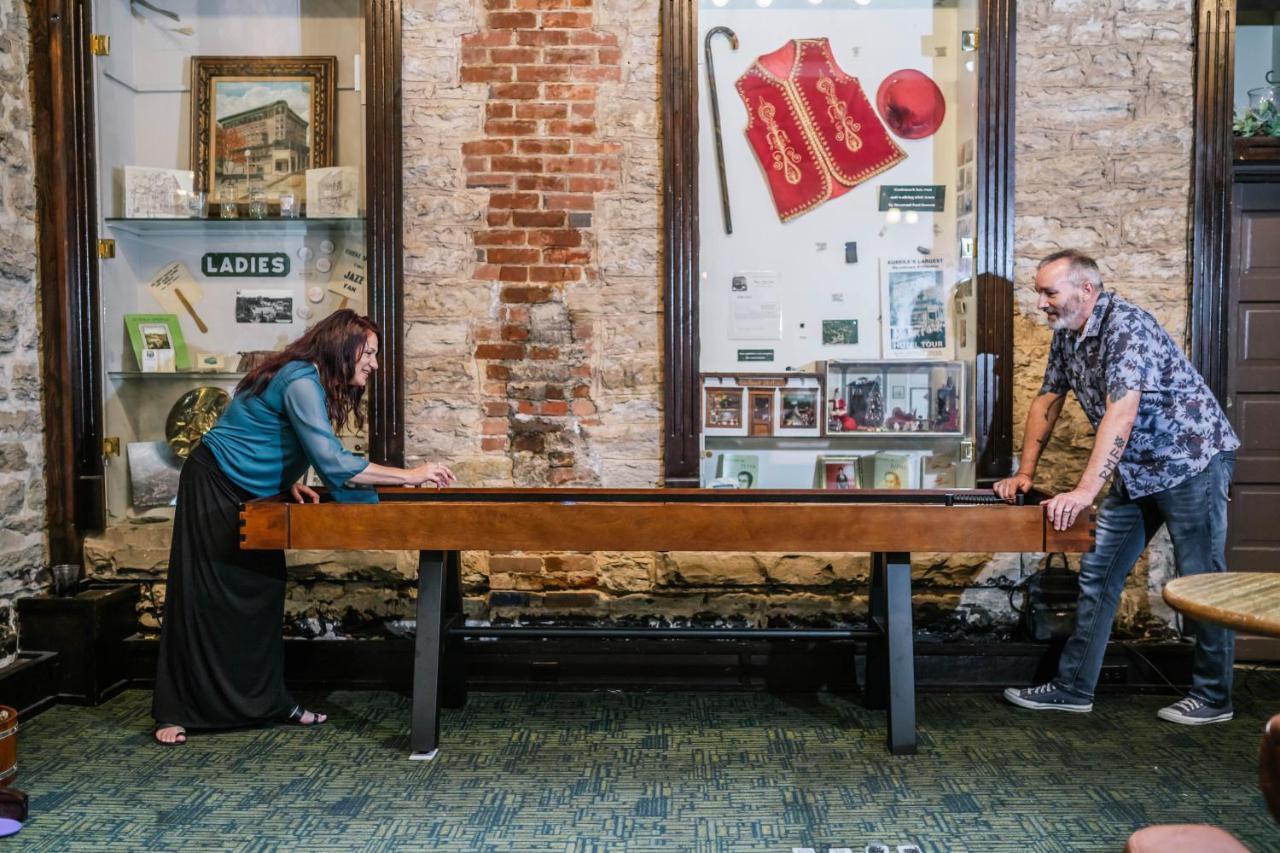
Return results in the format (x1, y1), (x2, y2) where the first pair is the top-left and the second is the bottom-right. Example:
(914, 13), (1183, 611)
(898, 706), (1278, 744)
(1013, 0), (1195, 636)
(0, 0), (46, 664)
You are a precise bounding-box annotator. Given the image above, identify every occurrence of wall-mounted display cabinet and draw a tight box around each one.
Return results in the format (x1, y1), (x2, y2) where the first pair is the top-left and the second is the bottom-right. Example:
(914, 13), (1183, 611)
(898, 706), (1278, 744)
(36, 0), (405, 557)
(670, 0), (1002, 490)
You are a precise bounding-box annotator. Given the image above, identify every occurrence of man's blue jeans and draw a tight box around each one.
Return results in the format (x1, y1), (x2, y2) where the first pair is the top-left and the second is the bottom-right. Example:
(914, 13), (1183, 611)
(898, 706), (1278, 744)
(1053, 451), (1236, 707)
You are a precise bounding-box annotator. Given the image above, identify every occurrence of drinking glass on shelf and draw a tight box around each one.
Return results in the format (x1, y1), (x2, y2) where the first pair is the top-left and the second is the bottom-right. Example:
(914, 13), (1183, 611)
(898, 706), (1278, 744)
(186, 190), (207, 219)
(219, 199), (239, 220)
(248, 186), (268, 220)
(278, 191), (298, 219)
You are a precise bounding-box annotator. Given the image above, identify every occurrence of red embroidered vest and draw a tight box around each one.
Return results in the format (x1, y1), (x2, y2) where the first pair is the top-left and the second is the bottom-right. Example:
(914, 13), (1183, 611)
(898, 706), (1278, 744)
(736, 39), (905, 222)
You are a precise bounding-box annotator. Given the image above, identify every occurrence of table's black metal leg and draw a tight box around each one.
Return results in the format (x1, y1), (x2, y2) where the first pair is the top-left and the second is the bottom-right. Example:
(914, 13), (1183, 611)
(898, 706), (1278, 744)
(410, 549), (445, 760)
(441, 549), (468, 708)
(883, 551), (916, 755)
(864, 552), (888, 709)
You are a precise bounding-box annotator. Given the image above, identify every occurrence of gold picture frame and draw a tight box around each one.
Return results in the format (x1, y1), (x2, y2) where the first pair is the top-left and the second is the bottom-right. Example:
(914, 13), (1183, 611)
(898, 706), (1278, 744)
(190, 56), (337, 206)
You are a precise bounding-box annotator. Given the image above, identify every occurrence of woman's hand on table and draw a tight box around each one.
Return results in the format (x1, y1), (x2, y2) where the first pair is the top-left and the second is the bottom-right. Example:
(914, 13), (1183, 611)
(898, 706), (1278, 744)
(406, 462), (457, 488)
(291, 481), (321, 503)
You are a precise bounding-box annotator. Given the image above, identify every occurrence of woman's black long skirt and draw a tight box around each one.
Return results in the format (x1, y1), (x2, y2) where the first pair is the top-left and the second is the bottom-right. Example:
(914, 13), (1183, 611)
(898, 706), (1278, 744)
(152, 444), (295, 729)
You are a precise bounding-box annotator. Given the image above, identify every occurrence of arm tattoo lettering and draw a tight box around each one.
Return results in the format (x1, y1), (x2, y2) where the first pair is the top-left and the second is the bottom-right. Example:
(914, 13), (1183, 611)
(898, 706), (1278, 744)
(1097, 435), (1126, 483)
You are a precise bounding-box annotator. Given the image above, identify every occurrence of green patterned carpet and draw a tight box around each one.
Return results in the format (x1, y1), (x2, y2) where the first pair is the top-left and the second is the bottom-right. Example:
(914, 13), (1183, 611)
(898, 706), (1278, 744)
(12, 673), (1280, 851)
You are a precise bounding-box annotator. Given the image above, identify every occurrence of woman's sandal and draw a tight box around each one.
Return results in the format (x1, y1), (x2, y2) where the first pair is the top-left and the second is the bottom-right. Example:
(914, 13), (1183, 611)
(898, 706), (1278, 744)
(153, 724), (187, 746)
(284, 705), (327, 726)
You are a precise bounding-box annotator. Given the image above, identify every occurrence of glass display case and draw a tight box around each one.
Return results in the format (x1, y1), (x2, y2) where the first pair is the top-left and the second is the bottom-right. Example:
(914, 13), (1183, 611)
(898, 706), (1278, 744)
(696, 0), (979, 489)
(91, 0), (369, 522)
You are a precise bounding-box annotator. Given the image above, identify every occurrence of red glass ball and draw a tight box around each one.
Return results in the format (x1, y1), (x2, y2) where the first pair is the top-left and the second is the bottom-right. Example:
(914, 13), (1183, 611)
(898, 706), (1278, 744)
(876, 69), (946, 139)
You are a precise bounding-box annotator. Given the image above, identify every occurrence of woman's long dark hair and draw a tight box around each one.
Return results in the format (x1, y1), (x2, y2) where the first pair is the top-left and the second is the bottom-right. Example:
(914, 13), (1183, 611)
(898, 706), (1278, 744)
(235, 309), (380, 432)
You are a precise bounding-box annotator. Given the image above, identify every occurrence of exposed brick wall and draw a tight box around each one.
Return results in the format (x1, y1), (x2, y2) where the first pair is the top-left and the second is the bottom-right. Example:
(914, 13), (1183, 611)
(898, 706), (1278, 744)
(0, 0), (45, 664)
(461, 2), (621, 485)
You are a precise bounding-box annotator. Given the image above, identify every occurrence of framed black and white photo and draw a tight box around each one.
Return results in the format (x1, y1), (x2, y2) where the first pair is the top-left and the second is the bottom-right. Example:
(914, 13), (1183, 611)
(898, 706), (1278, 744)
(235, 289), (294, 324)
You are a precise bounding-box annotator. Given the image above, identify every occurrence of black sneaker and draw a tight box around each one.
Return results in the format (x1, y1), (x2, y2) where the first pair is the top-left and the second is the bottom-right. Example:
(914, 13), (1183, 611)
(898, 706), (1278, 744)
(1157, 696), (1233, 726)
(1003, 682), (1093, 712)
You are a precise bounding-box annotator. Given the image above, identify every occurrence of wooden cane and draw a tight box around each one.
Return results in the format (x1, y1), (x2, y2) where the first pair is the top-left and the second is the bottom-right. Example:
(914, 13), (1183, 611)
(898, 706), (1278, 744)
(704, 26), (739, 235)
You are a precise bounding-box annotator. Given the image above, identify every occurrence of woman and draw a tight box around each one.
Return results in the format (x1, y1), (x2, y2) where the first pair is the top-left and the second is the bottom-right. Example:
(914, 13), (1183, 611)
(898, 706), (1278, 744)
(153, 310), (455, 745)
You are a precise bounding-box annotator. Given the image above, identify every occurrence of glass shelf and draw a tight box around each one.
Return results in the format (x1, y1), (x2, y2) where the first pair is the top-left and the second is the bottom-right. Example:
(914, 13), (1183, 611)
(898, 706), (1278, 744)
(104, 217), (365, 236)
(108, 371), (246, 379)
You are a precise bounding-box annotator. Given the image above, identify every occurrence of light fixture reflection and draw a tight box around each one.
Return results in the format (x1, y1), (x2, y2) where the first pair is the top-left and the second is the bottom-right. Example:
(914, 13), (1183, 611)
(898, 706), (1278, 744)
(756, 0), (773, 7)
(886, 207), (902, 224)
(712, 0), (730, 6)
(855, 0), (872, 6)
(905, 210), (919, 224)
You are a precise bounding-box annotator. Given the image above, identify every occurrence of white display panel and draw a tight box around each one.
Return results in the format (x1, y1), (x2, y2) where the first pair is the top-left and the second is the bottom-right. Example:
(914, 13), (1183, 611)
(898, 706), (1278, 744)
(696, 0), (979, 489)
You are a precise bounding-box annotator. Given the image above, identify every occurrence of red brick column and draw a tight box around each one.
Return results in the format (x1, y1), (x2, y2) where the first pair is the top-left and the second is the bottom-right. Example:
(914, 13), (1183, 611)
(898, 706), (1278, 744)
(461, 1), (620, 485)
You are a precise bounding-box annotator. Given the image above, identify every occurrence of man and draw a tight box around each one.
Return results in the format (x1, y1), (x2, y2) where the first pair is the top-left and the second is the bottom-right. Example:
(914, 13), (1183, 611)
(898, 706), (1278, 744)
(997, 249), (1240, 725)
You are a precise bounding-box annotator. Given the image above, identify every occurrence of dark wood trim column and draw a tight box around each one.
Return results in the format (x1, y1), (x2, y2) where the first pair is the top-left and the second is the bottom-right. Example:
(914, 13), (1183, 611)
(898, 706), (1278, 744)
(1190, 0), (1235, 401)
(34, 0), (104, 560)
(661, 0), (701, 487)
(365, 0), (406, 467)
(974, 0), (1017, 484)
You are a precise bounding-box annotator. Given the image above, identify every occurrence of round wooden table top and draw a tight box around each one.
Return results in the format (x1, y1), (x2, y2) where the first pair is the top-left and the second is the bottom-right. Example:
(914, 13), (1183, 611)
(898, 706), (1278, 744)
(1163, 573), (1280, 638)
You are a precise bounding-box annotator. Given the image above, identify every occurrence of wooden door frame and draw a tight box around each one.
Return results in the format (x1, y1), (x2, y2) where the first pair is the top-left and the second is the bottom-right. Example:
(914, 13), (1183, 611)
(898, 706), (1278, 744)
(32, 0), (406, 563)
(660, 0), (1019, 486)
(1190, 0), (1237, 400)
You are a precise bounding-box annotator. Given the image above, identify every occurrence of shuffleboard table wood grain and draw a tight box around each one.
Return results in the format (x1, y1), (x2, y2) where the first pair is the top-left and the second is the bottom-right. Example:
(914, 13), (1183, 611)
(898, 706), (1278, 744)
(241, 488), (1094, 758)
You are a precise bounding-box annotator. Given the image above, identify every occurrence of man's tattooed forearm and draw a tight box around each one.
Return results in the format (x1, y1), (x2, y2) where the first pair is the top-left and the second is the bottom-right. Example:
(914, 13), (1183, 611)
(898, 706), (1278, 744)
(1097, 435), (1125, 483)
(1109, 387), (1132, 404)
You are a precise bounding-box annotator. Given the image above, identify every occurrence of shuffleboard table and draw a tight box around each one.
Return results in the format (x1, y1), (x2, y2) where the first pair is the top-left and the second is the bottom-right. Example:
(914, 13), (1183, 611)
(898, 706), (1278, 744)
(240, 488), (1094, 758)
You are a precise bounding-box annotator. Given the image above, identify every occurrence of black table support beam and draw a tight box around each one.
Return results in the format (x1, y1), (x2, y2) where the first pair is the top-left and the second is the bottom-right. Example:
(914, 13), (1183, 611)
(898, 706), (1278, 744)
(409, 548), (919, 758)
(410, 549), (446, 760)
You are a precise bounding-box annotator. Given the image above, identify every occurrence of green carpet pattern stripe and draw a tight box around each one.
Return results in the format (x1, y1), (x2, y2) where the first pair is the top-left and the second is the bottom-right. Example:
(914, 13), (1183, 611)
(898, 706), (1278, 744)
(11, 675), (1280, 851)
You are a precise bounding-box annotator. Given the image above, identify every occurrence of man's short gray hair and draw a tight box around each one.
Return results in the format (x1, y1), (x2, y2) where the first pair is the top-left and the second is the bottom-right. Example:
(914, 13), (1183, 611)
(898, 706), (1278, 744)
(1037, 249), (1104, 291)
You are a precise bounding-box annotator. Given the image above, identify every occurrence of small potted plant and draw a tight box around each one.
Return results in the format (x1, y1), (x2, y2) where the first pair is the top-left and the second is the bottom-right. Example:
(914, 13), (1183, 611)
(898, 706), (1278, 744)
(1235, 74), (1280, 161)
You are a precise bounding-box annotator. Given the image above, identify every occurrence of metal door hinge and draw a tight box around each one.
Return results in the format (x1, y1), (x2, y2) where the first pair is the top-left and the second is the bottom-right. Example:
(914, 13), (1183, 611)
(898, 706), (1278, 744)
(98, 239), (115, 259)
(961, 439), (975, 463)
(102, 437), (120, 457)
(961, 30), (978, 52)
(91, 34), (110, 56)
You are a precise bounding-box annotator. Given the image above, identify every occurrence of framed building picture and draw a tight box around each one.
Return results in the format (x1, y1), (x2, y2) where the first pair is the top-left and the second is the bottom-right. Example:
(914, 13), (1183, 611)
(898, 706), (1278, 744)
(191, 56), (337, 206)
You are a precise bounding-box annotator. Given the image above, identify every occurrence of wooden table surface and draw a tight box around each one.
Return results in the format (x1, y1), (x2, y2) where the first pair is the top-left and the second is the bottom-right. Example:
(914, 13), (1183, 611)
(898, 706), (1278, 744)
(1163, 573), (1280, 638)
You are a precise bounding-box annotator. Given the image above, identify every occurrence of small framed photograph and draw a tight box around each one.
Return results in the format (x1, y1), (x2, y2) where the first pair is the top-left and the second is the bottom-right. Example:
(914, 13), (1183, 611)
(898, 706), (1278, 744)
(191, 55), (337, 206)
(235, 289), (294, 324)
(815, 455), (862, 490)
(306, 166), (361, 218)
(749, 389), (774, 437)
(123, 166), (194, 218)
(124, 313), (190, 371)
(822, 319), (858, 346)
(703, 384), (745, 434)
